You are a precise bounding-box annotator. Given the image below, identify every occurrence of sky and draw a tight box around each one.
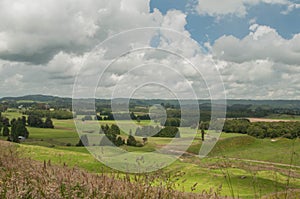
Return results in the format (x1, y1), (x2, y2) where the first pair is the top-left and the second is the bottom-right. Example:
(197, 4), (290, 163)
(0, 0), (299, 99)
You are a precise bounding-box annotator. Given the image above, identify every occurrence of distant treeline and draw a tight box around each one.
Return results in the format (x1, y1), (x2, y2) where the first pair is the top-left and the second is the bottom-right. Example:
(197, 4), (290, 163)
(135, 126), (180, 138)
(23, 110), (73, 120)
(203, 119), (300, 139)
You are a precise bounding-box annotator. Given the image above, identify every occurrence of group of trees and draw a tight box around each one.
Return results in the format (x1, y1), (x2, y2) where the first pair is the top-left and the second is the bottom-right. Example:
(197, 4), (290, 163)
(9, 118), (29, 142)
(222, 119), (300, 139)
(99, 124), (142, 147)
(0, 114), (29, 143)
(77, 124), (142, 147)
(27, 114), (54, 128)
(161, 118), (181, 127)
(0, 111), (56, 143)
(24, 110), (73, 120)
(135, 126), (161, 137)
(93, 112), (151, 121)
(0, 113), (10, 137)
(135, 126), (180, 138)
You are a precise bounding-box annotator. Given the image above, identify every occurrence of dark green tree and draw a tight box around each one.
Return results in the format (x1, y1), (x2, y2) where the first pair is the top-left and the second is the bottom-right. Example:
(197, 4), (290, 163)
(21, 116), (27, 126)
(27, 114), (43, 128)
(115, 136), (124, 146)
(44, 117), (54, 128)
(2, 125), (9, 137)
(111, 124), (120, 134)
(127, 135), (137, 146)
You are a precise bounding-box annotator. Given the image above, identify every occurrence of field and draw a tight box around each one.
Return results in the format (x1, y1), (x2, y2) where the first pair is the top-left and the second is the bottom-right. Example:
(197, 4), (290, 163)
(1, 110), (300, 198)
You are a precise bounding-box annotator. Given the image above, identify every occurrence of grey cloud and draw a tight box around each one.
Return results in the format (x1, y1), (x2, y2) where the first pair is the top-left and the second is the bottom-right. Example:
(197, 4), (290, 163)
(0, 0), (161, 64)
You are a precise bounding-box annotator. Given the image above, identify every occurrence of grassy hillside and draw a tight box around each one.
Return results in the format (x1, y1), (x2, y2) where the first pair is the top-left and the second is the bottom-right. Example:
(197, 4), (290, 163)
(0, 141), (222, 199)
(16, 135), (300, 199)
(0, 110), (299, 198)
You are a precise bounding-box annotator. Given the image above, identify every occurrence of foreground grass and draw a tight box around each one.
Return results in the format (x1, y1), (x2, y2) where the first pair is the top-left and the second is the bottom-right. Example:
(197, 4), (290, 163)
(18, 142), (300, 198)
(1, 115), (300, 198)
(0, 141), (221, 199)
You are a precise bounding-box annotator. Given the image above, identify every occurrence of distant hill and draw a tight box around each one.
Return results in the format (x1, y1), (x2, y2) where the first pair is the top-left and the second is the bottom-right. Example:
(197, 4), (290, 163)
(0, 94), (71, 103)
(1, 94), (300, 109)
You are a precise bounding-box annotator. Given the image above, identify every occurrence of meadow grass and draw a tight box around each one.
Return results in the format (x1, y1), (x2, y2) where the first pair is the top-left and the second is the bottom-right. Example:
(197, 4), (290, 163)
(1, 141), (218, 199)
(18, 143), (300, 198)
(1, 117), (300, 198)
(1, 109), (23, 120)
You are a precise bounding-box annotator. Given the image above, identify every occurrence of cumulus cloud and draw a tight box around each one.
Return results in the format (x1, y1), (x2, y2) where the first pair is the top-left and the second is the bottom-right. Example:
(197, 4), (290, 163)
(196, 0), (297, 17)
(212, 24), (300, 65)
(219, 60), (300, 99)
(0, 0), (299, 100)
(210, 23), (300, 99)
(0, 0), (162, 64)
(1, 1), (214, 99)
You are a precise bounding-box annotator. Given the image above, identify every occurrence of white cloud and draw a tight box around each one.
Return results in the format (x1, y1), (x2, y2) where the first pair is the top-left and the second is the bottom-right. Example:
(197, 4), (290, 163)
(281, 3), (300, 14)
(210, 23), (300, 99)
(219, 59), (300, 99)
(0, 0), (299, 100)
(46, 51), (83, 78)
(212, 24), (300, 65)
(196, 0), (294, 17)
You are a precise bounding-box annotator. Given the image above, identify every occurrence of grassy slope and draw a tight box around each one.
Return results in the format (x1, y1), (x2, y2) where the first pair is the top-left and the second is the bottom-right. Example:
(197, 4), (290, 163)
(1, 141), (214, 199)
(1, 110), (300, 198)
(18, 142), (300, 198)
(18, 132), (300, 198)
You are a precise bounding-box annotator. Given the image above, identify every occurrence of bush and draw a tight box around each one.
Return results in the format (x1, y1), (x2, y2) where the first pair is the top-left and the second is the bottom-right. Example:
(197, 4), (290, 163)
(127, 135), (137, 146)
(154, 126), (180, 138)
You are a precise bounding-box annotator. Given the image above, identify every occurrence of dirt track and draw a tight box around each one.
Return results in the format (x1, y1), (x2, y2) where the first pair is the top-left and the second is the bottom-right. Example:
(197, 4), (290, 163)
(247, 118), (297, 122)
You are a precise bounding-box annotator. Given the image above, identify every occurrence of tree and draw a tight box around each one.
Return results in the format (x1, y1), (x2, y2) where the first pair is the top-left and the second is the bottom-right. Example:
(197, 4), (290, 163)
(11, 119), (27, 142)
(10, 121), (16, 142)
(10, 118), (16, 126)
(2, 125), (9, 137)
(130, 112), (137, 120)
(44, 117), (54, 128)
(21, 116), (27, 126)
(27, 114), (43, 128)
(127, 135), (137, 146)
(2, 117), (10, 127)
(116, 136), (124, 146)
(154, 126), (180, 138)
(111, 124), (120, 134)
(95, 115), (102, 121)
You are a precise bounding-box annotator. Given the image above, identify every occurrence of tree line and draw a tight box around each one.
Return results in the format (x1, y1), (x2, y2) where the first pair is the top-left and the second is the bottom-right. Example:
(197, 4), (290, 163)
(0, 112), (55, 143)
(24, 110), (73, 120)
(76, 124), (143, 147)
(217, 119), (300, 139)
(135, 126), (180, 138)
(0, 114), (28, 143)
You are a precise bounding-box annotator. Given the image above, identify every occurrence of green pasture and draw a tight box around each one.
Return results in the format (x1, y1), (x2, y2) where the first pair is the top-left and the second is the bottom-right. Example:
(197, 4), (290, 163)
(18, 143), (300, 199)
(0, 116), (299, 198)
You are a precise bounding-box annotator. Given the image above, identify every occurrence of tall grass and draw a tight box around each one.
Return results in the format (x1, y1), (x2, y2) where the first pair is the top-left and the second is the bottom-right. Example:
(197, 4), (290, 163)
(0, 141), (222, 199)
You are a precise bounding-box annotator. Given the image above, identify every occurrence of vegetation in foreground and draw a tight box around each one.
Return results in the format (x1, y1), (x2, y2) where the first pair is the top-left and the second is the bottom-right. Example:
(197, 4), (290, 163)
(0, 105), (300, 198)
(0, 141), (221, 199)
